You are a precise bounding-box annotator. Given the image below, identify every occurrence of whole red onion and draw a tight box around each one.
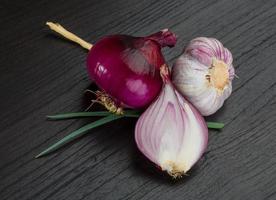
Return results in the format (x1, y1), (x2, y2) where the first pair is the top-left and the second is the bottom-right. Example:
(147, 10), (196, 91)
(86, 30), (177, 108)
(46, 22), (176, 109)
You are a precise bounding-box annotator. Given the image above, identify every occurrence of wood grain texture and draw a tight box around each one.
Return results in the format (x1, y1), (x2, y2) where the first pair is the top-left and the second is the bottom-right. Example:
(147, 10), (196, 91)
(0, 0), (276, 199)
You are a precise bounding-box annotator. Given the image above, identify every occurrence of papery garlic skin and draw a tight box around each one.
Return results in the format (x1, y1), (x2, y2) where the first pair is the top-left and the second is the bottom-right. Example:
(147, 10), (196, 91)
(135, 75), (208, 177)
(172, 37), (235, 116)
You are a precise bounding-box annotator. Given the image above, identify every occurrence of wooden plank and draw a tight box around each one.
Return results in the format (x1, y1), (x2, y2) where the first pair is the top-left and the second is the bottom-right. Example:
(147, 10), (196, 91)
(0, 0), (275, 199)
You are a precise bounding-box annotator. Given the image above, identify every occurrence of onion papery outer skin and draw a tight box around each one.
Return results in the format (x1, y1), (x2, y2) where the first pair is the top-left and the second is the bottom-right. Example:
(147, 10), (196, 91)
(135, 73), (208, 178)
(172, 37), (235, 116)
(87, 30), (177, 109)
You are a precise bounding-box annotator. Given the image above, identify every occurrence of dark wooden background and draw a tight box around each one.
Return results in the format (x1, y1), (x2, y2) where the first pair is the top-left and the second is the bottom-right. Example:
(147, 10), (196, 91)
(1, 0), (276, 199)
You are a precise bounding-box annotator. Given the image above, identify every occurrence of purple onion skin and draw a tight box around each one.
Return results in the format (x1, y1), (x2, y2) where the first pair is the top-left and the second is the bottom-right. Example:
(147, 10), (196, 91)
(87, 30), (177, 108)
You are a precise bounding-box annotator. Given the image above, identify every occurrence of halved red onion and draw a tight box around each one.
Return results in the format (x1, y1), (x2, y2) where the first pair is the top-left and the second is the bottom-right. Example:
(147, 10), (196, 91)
(135, 65), (208, 178)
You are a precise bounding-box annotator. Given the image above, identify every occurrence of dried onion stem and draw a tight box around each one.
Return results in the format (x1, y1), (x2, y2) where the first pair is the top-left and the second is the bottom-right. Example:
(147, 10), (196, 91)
(46, 22), (93, 50)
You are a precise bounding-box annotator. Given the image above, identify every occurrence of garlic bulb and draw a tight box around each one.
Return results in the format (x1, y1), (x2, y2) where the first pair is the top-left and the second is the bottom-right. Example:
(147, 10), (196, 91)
(135, 65), (208, 178)
(172, 37), (235, 116)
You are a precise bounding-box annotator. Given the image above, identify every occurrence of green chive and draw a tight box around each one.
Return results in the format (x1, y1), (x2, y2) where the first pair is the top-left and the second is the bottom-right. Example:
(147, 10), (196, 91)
(38, 111), (224, 158)
(47, 111), (111, 119)
(47, 111), (224, 129)
(35, 114), (123, 158)
(206, 122), (224, 129)
(47, 110), (140, 120)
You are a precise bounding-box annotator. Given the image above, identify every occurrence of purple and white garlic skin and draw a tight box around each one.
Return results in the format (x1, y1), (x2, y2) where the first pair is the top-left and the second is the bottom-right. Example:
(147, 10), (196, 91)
(135, 65), (208, 178)
(172, 37), (235, 116)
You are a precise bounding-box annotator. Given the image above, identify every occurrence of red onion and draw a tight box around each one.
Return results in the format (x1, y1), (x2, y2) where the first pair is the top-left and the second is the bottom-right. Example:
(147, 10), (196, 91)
(45, 22), (177, 110)
(135, 65), (208, 178)
(86, 30), (177, 108)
